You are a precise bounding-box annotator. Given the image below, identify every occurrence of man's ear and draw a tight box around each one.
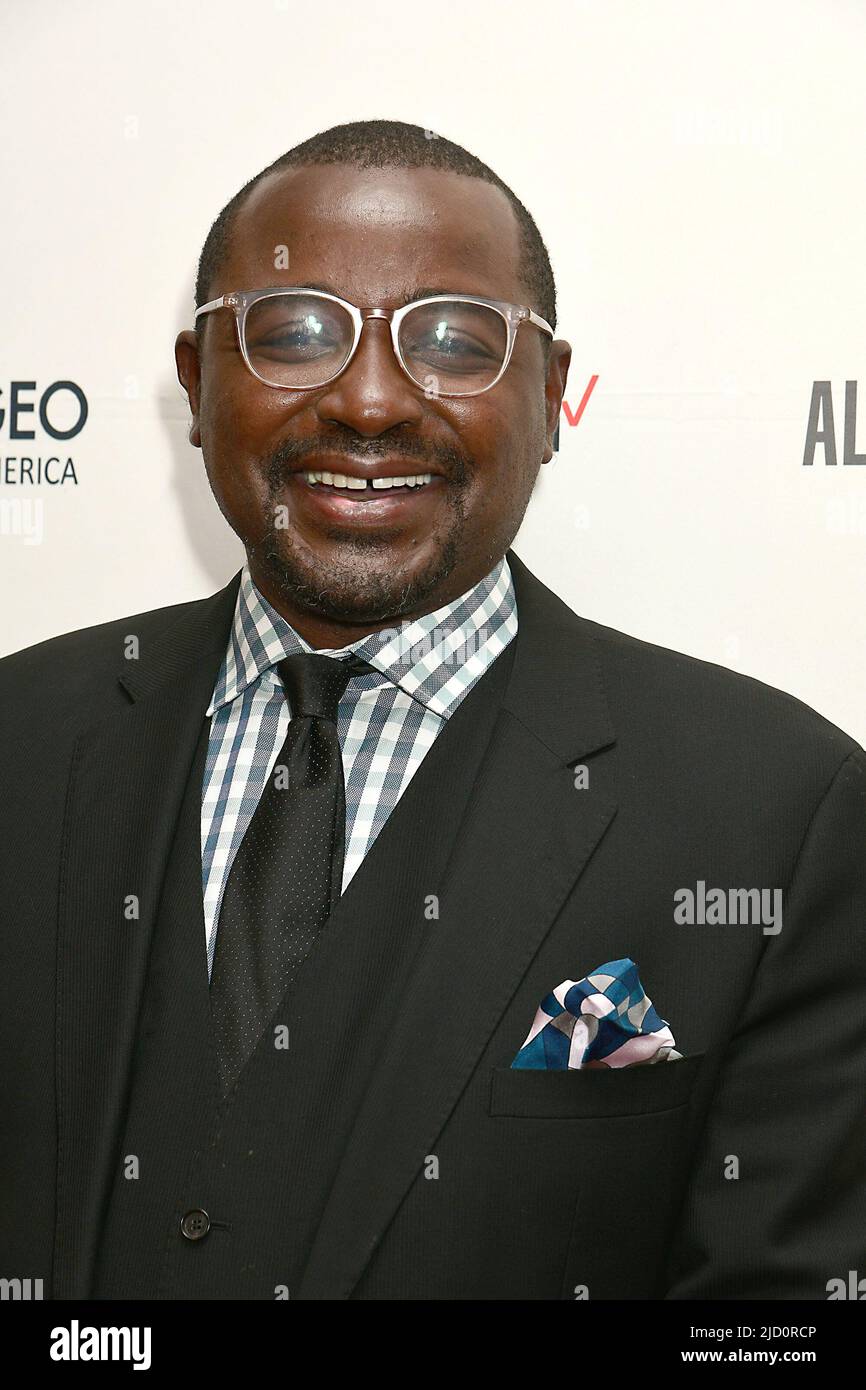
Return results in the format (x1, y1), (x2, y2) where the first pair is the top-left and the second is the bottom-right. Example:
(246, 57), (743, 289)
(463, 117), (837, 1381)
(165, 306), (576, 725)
(541, 339), (571, 465)
(175, 330), (203, 447)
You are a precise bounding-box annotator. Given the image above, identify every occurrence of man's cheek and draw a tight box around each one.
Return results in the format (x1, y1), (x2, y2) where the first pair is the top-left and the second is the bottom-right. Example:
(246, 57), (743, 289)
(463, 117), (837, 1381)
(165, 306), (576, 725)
(207, 451), (264, 515)
(202, 375), (258, 438)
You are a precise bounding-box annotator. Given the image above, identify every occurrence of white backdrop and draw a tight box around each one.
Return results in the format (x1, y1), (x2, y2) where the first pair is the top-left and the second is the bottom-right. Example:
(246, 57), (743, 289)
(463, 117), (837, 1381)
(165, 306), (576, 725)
(3, 0), (866, 743)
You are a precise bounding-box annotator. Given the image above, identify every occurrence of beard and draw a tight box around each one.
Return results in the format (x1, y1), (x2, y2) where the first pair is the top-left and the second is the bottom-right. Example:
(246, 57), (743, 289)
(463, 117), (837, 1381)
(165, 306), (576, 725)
(245, 434), (471, 625)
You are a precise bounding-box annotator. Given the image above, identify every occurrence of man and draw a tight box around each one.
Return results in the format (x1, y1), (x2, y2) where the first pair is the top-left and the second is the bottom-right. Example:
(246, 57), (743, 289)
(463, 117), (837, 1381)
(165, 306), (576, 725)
(1, 119), (865, 1302)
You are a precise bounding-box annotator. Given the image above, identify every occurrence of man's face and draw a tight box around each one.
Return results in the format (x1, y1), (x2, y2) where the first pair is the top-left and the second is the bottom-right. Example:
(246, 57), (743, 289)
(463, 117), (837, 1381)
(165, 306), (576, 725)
(176, 163), (571, 638)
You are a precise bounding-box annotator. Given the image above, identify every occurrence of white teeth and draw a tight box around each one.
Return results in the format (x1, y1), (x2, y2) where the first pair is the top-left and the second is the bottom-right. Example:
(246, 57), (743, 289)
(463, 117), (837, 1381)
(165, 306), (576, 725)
(301, 471), (434, 490)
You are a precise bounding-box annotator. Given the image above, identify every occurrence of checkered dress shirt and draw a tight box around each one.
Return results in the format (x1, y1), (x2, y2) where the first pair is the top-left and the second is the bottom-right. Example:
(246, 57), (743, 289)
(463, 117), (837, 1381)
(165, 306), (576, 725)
(201, 556), (518, 975)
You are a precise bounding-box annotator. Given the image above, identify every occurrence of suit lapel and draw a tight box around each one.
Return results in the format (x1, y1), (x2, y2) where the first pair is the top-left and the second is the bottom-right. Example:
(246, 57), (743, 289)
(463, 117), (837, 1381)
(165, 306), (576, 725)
(298, 550), (619, 1299)
(53, 574), (241, 1299)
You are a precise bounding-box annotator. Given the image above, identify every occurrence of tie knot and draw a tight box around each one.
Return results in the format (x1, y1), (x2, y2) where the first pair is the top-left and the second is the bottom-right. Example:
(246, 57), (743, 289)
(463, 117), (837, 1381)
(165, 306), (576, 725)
(277, 651), (376, 722)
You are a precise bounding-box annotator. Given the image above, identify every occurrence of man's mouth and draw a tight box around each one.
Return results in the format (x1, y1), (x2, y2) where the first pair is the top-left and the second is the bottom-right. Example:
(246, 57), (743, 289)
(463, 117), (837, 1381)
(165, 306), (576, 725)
(300, 469), (436, 497)
(276, 462), (448, 527)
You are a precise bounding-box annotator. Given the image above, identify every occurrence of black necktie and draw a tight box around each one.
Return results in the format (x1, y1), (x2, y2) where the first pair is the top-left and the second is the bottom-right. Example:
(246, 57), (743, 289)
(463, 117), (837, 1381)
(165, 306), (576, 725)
(209, 650), (377, 1099)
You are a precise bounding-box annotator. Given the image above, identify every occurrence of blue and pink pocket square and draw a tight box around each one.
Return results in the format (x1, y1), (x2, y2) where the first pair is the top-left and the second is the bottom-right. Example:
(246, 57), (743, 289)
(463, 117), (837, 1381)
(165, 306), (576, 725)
(511, 957), (682, 1070)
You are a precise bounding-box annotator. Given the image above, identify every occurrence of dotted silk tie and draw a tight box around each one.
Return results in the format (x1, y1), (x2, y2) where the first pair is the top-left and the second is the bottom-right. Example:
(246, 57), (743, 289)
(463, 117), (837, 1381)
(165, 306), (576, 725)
(209, 650), (376, 1099)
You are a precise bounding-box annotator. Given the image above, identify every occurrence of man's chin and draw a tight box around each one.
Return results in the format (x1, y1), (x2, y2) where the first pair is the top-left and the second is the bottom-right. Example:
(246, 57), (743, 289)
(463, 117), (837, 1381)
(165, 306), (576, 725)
(250, 534), (459, 626)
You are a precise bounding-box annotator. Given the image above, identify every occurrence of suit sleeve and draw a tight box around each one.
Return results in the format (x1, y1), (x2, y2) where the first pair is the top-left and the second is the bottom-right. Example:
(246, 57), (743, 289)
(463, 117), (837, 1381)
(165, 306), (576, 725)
(664, 746), (866, 1298)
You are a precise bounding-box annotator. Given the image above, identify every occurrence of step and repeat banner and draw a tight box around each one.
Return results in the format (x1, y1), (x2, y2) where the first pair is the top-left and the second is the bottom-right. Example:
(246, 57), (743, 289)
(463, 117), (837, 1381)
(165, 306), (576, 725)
(2, 0), (865, 743)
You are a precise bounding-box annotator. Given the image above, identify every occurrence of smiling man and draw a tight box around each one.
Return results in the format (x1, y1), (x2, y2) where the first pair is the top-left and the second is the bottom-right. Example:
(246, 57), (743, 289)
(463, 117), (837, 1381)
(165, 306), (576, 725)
(177, 152), (563, 645)
(2, 119), (866, 1303)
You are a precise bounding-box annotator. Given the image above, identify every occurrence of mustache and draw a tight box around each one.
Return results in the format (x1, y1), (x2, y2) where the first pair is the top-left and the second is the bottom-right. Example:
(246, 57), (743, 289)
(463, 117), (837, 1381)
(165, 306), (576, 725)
(262, 435), (469, 490)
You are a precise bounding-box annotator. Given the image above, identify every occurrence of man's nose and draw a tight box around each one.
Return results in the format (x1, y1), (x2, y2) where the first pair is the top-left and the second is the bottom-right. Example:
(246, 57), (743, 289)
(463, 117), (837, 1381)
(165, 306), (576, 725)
(313, 316), (425, 436)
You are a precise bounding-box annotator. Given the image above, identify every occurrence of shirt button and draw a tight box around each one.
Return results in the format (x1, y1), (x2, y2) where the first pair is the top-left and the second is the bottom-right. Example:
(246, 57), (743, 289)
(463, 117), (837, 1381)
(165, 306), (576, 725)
(180, 1208), (211, 1241)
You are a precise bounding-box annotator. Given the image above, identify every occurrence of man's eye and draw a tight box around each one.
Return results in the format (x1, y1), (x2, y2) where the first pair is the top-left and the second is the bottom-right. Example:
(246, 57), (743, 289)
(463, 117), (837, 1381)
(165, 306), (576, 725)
(255, 326), (337, 356)
(410, 332), (496, 361)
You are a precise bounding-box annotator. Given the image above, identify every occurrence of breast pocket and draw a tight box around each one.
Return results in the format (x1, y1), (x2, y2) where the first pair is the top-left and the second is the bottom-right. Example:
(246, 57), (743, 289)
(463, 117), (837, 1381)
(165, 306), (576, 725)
(488, 1051), (705, 1119)
(486, 1052), (707, 1298)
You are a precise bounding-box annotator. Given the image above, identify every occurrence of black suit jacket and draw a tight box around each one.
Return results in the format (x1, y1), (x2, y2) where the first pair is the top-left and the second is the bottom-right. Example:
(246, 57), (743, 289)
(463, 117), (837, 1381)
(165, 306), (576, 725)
(2, 548), (865, 1300)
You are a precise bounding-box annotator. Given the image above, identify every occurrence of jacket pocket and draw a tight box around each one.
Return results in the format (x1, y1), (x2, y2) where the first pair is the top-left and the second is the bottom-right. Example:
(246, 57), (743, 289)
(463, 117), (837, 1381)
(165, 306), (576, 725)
(489, 1051), (705, 1119)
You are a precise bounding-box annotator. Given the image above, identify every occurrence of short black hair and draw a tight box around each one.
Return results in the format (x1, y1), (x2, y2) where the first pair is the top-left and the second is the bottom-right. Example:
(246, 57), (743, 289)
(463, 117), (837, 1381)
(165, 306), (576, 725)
(193, 119), (557, 349)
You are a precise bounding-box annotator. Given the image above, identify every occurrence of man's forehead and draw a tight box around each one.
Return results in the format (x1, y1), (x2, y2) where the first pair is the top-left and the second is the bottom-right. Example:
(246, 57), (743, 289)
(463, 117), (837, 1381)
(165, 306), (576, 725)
(223, 163), (524, 301)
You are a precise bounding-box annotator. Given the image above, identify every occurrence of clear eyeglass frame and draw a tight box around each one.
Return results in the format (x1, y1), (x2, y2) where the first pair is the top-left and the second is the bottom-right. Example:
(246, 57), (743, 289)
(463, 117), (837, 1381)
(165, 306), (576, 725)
(193, 286), (554, 398)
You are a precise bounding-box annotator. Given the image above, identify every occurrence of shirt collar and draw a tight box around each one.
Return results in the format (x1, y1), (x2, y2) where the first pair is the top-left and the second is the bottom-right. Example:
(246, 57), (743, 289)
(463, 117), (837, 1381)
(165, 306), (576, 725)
(208, 554), (517, 721)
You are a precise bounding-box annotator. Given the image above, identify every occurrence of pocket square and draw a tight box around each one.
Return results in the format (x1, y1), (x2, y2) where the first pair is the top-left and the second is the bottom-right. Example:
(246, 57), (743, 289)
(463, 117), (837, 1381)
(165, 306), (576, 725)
(511, 957), (682, 1070)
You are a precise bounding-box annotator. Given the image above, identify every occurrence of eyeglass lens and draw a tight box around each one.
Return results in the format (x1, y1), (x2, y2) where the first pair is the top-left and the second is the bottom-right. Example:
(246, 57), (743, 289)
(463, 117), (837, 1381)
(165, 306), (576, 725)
(242, 292), (509, 394)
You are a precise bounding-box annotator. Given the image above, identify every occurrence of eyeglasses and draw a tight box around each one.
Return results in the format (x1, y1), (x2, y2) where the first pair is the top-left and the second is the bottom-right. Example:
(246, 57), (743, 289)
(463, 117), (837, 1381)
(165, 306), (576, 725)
(194, 286), (554, 398)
